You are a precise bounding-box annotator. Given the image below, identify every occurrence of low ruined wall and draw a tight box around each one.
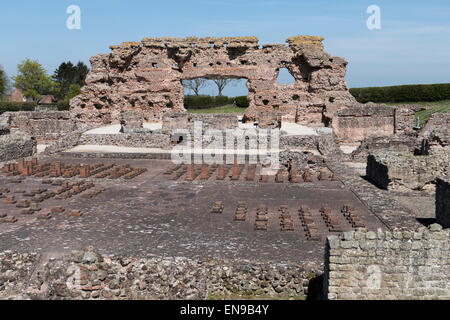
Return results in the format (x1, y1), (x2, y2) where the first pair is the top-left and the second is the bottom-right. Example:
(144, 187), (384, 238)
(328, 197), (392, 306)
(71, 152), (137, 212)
(436, 177), (450, 228)
(162, 113), (238, 131)
(421, 112), (450, 138)
(351, 135), (419, 162)
(0, 133), (36, 162)
(78, 133), (171, 149)
(5, 111), (78, 142)
(0, 247), (318, 300)
(328, 104), (395, 143)
(366, 151), (450, 191)
(324, 226), (450, 300)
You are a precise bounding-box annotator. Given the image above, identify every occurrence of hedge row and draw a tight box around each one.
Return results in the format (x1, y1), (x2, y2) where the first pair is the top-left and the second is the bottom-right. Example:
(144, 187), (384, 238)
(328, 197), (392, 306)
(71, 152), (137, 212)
(184, 95), (249, 109)
(350, 83), (450, 103)
(0, 102), (70, 114)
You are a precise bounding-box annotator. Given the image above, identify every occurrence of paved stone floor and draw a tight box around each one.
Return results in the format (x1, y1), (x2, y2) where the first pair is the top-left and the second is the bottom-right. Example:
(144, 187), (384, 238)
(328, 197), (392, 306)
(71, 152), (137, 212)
(0, 158), (386, 264)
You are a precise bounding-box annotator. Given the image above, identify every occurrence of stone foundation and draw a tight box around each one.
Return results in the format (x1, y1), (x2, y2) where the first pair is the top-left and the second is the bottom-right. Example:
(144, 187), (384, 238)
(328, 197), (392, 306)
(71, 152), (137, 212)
(0, 247), (318, 300)
(162, 113), (238, 131)
(78, 133), (171, 149)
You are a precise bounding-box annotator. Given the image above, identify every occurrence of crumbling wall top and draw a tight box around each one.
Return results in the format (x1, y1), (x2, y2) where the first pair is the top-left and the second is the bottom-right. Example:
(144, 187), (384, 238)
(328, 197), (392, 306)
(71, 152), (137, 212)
(138, 36), (260, 49)
(286, 35), (324, 49)
(109, 35), (326, 51)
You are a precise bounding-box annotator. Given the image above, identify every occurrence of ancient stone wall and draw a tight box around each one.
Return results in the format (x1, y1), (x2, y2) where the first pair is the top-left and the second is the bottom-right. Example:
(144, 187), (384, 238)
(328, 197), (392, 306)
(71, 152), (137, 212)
(0, 133), (36, 162)
(436, 177), (450, 228)
(421, 112), (450, 138)
(0, 247), (318, 300)
(394, 107), (416, 135)
(324, 226), (450, 300)
(366, 152), (449, 191)
(366, 128), (450, 191)
(78, 133), (171, 149)
(325, 104), (396, 143)
(162, 113), (238, 131)
(70, 35), (355, 126)
(351, 135), (420, 162)
(4, 111), (78, 142)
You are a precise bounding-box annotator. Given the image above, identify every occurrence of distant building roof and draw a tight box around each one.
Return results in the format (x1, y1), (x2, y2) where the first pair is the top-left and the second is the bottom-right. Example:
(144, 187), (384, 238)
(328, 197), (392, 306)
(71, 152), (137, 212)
(38, 95), (56, 104)
(9, 88), (33, 102)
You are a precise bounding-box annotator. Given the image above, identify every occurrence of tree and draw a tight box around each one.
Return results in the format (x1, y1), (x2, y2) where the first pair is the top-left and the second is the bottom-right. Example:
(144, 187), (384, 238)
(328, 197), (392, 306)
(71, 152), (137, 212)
(64, 84), (81, 103)
(12, 59), (56, 101)
(53, 61), (89, 100)
(0, 65), (10, 99)
(182, 79), (207, 96)
(212, 79), (237, 96)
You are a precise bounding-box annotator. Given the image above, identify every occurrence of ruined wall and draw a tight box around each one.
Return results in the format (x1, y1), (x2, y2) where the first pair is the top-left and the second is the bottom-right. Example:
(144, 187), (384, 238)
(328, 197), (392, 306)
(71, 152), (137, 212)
(324, 226), (450, 300)
(70, 35), (355, 126)
(366, 151), (450, 191)
(162, 113), (238, 131)
(325, 104), (396, 143)
(421, 111), (450, 138)
(0, 247), (318, 300)
(436, 177), (450, 228)
(366, 128), (450, 191)
(351, 135), (420, 162)
(0, 133), (36, 162)
(394, 107), (416, 135)
(78, 133), (171, 149)
(5, 111), (78, 142)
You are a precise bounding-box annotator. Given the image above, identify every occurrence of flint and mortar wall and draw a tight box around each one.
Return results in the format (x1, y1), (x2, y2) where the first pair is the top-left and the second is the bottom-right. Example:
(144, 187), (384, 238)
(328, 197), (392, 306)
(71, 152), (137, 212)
(0, 247), (318, 300)
(324, 227), (450, 300)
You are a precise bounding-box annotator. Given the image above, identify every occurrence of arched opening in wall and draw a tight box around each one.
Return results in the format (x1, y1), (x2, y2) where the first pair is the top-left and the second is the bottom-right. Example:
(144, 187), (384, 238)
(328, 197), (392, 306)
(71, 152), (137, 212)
(276, 67), (295, 85)
(181, 78), (249, 114)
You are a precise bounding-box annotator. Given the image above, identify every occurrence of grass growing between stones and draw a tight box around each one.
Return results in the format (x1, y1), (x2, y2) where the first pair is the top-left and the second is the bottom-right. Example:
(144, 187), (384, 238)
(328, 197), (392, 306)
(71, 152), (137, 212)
(386, 100), (450, 126)
(187, 104), (247, 114)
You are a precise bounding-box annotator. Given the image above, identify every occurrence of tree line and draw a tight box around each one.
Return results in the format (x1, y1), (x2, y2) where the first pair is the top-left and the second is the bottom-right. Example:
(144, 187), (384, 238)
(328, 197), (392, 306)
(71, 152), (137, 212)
(182, 79), (238, 96)
(0, 59), (89, 103)
(0, 61), (241, 103)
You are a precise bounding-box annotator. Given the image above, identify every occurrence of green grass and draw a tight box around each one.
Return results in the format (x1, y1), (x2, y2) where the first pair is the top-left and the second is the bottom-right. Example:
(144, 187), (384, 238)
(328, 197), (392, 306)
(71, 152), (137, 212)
(187, 104), (247, 114)
(385, 100), (450, 126)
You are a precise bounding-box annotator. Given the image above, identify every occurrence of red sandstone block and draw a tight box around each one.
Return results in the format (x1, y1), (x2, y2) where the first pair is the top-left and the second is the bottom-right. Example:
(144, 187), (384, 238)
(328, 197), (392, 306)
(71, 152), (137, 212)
(69, 210), (83, 217)
(51, 206), (65, 213)
(38, 212), (52, 220)
(2, 216), (18, 223)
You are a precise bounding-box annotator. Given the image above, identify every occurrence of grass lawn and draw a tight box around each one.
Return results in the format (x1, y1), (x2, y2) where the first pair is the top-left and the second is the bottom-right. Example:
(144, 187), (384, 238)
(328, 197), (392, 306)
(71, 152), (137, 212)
(385, 100), (450, 126)
(187, 104), (247, 114)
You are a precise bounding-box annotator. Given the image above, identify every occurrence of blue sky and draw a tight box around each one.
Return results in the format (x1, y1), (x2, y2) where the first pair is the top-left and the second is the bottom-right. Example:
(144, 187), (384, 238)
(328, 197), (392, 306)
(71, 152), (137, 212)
(1, 0), (449, 96)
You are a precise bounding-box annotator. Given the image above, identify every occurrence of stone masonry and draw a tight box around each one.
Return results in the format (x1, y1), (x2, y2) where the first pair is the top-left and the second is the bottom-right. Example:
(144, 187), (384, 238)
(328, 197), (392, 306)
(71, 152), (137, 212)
(324, 225), (450, 300)
(366, 128), (450, 191)
(0, 132), (36, 162)
(70, 35), (355, 126)
(0, 246), (317, 300)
